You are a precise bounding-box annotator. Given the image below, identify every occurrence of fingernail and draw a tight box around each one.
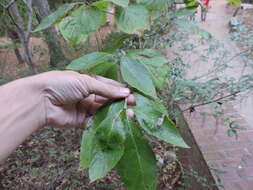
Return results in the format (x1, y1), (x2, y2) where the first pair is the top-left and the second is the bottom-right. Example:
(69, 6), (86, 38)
(127, 94), (136, 106)
(120, 88), (130, 96)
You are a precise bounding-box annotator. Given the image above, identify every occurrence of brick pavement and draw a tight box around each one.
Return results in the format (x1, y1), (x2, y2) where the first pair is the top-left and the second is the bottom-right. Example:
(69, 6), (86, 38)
(173, 0), (253, 189)
(165, 0), (253, 188)
(183, 103), (253, 190)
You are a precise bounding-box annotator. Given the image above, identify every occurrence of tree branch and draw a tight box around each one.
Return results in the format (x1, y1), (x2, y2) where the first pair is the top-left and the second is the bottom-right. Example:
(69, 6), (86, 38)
(226, 49), (250, 64)
(8, 3), (25, 37)
(0, 0), (17, 9)
(182, 90), (241, 112)
(24, 0), (33, 40)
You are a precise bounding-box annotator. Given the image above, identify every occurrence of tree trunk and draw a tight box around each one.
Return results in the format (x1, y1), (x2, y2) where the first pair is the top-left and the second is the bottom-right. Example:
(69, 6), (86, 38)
(22, 39), (37, 73)
(8, 2), (37, 74)
(6, 29), (24, 65)
(13, 47), (24, 65)
(33, 0), (68, 67)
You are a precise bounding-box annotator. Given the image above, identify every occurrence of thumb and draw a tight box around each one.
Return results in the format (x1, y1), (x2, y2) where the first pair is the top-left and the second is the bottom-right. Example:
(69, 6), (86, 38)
(80, 75), (130, 99)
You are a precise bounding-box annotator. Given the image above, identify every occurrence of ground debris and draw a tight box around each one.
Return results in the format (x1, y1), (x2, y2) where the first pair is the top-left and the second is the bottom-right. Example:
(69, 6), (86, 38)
(0, 127), (183, 189)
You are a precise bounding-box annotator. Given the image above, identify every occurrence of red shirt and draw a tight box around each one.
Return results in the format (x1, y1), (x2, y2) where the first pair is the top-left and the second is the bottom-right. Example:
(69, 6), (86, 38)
(203, 0), (210, 6)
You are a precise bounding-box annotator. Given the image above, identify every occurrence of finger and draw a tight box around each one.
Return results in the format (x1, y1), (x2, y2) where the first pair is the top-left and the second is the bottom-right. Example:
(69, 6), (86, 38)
(80, 75), (130, 99)
(78, 94), (95, 113)
(126, 109), (135, 119)
(76, 111), (87, 128)
(94, 75), (126, 87)
(79, 95), (106, 114)
(74, 115), (92, 129)
(89, 102), (104, 115)
(95, 95), (108, 104)
(80, 95), (108, 107)
(74, 113), (92, 129)
(127, 94), (136, 106)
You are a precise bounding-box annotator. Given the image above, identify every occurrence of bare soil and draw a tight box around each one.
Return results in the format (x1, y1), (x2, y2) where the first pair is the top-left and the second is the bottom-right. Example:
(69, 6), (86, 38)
(0, 127), (183, 190)
(0, 37), (49, 78)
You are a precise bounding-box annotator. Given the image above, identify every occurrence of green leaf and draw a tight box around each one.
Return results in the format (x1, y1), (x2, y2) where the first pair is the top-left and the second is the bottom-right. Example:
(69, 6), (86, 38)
(107, 100), (125, 115)
(91, 1), (110, 24)
(136, 0), (149, 3)
(80, 127), (124, 181)
(137, 0), (169, 19)
(89, 61), (116, 75)
(89, 101), (126, 181)
(184, 0), (199, 8)
(80, 129), (97, 168)
(92, 99), (124, 128)
(227, 0), (241, 7)
(102, 32), (131, 53)
(77, 6), (105, 35)
(133, 94), (189, 148)
(117, 118), (157, 190)
(93, 106), (110, 127)
(127, 49), (170, 90)
(95, 101), (126, 147)
(58, 6), (104, 45)
(150, 0), (169, 19)
(96, 113), (126, 147)
(104, 64), (119, 81)
(66, 52), (114, 72)
(120, 56), (157, 98)
(135, 93), (167, 113)
(170, 7), (197, 17)
(59, 16), (88, 46)
(115, 4), (150, 34)
(148, 0), (169, 12)
(127, 49), (166, 67)
(106, 0), (129, 7)
(89, 144), (124, 182)
(92, 1), (110, 10)
(33, 3), (79, 32)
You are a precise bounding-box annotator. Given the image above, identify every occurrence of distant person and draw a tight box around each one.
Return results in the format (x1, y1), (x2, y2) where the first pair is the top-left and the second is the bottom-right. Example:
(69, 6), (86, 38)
(0, 71), (135, 162)
(203, 0), (210, 8)
(201, 0), (210, 21)
(184, 0), (199, 21)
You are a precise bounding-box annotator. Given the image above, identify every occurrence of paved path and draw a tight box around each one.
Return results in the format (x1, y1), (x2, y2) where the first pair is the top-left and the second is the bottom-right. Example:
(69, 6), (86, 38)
(176, 0), (253, 189)
(197, 0), (253, 125)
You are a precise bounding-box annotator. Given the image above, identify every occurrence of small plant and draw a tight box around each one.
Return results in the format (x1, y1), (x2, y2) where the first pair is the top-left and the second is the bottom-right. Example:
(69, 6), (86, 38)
(34, 1), (189, 189)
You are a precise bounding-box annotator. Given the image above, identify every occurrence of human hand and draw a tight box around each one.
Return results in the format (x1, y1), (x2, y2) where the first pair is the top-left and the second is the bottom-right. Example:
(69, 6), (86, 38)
(36, 71), (135, 128)
(0, 70), (136, 161)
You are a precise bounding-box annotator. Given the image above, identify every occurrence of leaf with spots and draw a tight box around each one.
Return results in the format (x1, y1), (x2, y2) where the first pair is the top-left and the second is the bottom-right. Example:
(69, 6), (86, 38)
(117, 117), (157, 190)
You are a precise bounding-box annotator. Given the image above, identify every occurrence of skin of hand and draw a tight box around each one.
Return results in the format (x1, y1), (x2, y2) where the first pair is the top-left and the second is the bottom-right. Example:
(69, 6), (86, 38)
(0, 71), (135, 162)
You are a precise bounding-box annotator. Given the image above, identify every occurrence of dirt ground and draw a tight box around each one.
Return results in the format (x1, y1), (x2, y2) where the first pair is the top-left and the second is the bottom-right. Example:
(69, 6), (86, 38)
(0, 126), (184, 190)
(0, 37), (49, 78)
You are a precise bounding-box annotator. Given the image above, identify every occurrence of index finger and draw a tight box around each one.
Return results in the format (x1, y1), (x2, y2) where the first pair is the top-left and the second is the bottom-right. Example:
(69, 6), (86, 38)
(92, 75), (126, 87)
(79, 75), (130, 99)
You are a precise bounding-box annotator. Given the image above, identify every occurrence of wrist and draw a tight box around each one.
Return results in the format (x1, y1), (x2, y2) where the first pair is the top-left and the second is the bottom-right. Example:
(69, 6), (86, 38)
(26, 74), (48, 127)
(0, 75), (46, 161)
(1, 75), (46, 128)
